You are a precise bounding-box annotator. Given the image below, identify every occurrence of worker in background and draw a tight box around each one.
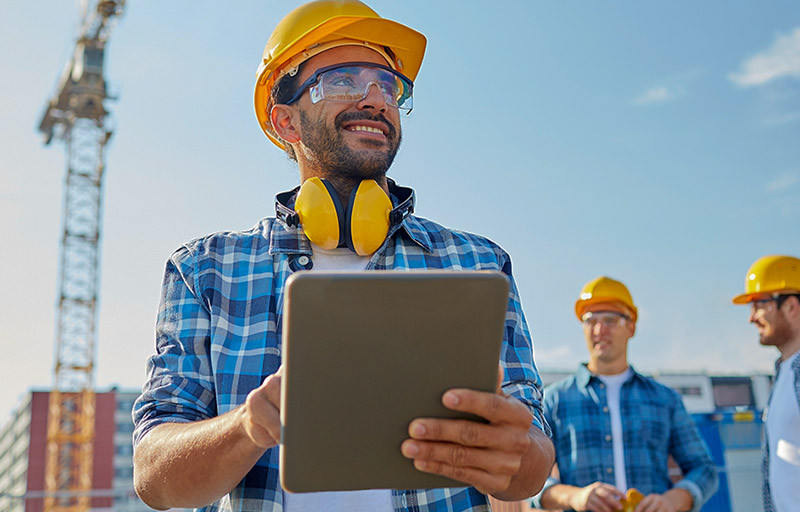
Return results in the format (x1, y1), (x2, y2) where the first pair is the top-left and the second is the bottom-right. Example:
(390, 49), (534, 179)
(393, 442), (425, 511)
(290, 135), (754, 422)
(130, 1), (554, 511)
(531, 276), (718, 512)
(732, 255), (800, 512)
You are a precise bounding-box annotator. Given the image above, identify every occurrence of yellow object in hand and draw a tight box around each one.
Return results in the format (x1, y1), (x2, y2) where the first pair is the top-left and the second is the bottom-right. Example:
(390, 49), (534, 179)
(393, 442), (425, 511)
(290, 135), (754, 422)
(621, 488), (644, 512)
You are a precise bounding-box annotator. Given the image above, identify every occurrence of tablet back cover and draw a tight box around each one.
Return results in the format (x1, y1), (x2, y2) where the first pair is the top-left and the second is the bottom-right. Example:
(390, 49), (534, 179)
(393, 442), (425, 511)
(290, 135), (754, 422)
(280, 270), (510, 492)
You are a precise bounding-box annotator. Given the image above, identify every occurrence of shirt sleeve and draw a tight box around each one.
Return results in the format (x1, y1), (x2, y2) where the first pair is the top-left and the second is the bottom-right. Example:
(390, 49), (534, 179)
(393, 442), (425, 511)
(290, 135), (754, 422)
(132, 246), (217, 448)
(668, 390), (719, 512)
(497, 254), (551, 439)
(530, 390), (559, 509)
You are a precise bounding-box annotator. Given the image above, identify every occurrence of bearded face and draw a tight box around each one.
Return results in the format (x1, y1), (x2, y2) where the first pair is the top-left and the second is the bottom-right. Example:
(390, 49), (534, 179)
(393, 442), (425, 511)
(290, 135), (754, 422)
(298, 108), (401, 183)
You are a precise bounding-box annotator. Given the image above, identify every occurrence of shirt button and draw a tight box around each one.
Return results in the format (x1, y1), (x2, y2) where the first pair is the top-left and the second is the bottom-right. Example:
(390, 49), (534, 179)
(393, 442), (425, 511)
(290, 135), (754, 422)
(605, 435), (612, 442)
(297, 255), (310, 266)
(603, 406), (609, 413)
(607, 467), (613, 474)
(599, 383), (605, 388)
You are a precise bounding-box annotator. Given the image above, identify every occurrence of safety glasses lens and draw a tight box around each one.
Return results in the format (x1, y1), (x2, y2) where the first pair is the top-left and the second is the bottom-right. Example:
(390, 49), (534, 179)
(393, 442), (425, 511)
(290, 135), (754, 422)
(582, 312), (627, 328)
(313, 65), (413, 111)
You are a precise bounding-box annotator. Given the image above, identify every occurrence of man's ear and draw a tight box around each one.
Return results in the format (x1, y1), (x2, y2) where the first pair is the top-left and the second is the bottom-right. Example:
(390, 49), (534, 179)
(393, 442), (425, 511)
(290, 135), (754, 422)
(270, 104), (301, 144)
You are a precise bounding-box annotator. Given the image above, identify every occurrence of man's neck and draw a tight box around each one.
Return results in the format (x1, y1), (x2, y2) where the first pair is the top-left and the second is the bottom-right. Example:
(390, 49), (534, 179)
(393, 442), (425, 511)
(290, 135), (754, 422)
(299, 171), (389, 211)
(778, 335), (800, 362)
(587, 360), (629, 376)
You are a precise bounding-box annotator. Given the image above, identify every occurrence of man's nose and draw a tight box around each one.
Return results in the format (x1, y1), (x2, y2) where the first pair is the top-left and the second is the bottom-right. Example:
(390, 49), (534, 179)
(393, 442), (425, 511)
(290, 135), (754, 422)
(357, 82), (388, 111)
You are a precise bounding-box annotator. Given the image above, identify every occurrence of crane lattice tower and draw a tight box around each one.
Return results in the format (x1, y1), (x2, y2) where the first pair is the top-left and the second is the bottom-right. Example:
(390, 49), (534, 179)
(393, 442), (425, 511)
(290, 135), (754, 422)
(37, 1), (126, 510)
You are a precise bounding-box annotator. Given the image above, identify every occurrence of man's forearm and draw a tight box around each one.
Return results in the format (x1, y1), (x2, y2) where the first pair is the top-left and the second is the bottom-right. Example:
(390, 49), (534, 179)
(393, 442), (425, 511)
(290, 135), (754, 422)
(133, 406), (265, 510)
(663, 487), (693, 511)
(538, 483), (583, 509)
(491, 426), (554, 501)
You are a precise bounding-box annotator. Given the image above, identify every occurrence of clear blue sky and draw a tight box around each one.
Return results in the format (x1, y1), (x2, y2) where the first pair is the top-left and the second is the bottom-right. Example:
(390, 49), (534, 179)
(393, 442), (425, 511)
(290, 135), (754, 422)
(1, 1), (799, 424)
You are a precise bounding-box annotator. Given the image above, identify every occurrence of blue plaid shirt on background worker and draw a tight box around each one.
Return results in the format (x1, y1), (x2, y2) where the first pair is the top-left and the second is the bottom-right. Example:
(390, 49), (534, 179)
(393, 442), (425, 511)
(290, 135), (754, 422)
(132, 198), (548, 512)
(531, 363), (718, 512)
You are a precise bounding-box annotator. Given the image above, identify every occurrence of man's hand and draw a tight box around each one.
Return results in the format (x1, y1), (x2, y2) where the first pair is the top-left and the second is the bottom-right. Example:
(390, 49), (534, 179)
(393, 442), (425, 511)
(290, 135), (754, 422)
(399, 384), (535, 496)
(238, 366), (283, 449)
(635, 490), (690, 512)
(568, 482), (624, 512)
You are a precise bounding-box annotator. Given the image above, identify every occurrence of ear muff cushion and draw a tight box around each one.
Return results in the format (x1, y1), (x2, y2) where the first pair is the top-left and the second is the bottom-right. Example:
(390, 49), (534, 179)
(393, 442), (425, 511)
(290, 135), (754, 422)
(294, 177), (345, 250)
(346, 180), (392, 256)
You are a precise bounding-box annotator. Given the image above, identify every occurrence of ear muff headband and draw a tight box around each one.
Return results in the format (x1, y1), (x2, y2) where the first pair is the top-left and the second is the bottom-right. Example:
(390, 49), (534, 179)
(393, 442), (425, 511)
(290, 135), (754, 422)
(346, 180), (393, 256)
(293, 177), (344, 250)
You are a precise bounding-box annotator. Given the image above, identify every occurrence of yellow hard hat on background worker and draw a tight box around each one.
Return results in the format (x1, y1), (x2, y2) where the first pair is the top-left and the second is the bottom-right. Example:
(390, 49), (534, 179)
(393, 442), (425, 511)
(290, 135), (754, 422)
(253, 0), (427, 149)
(732, 255), (800, 304)
(575, 276), (638, 323)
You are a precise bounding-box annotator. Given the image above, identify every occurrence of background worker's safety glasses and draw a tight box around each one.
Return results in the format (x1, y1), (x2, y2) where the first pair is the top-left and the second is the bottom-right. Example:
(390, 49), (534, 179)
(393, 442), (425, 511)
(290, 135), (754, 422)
(285, 61), (414, 113)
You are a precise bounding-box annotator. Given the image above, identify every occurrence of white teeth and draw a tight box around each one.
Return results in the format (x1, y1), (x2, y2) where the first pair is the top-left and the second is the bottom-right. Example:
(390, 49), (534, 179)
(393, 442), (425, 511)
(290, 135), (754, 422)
(349, 125), (383, 134)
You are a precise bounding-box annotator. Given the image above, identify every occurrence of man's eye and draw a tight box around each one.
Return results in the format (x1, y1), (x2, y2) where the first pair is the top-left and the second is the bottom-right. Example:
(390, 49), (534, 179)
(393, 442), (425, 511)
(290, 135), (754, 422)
(329, 74), (356, 88)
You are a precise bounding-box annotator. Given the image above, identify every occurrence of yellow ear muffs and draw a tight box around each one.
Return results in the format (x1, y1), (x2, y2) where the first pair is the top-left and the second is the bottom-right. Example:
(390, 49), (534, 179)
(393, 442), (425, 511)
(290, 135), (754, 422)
(293, 177), (344, 250)
(345, 180), (393, 256)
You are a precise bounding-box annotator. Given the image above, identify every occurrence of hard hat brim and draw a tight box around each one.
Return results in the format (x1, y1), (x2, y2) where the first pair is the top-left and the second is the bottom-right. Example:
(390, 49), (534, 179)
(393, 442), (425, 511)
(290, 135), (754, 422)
(575, 298), (638, 323)
(731, 293), (753, 305)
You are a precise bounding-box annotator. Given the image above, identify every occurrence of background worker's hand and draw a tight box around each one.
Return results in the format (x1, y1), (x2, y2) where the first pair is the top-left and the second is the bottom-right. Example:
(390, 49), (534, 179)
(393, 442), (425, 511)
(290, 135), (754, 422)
(634, 493), (681, 512)
(238, 366), (283, 449)
(568, 481), (624, 512)
(399, 366), (535, 496)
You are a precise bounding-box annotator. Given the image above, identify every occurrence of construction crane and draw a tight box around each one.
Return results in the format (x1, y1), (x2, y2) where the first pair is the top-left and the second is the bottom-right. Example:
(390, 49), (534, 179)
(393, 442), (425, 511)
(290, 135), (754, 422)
(37, 1), (126, 510)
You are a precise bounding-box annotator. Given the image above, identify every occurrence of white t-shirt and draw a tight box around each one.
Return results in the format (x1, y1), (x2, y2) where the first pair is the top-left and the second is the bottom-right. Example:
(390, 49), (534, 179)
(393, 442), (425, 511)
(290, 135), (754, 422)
(306, 242), (370, 271)
(283, 243), (392, 512)
(597, 369), (633, 493)
(766, 349), (800, 511)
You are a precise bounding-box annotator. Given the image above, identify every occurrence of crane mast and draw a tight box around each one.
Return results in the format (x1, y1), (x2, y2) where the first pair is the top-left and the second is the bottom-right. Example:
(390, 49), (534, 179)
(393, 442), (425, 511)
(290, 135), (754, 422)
(37, 1), (125, 510)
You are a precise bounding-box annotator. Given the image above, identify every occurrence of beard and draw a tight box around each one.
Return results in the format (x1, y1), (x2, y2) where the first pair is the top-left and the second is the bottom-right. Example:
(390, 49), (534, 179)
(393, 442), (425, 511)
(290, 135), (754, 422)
(759, 312), (795, 347)
(299, 110), (401, 182)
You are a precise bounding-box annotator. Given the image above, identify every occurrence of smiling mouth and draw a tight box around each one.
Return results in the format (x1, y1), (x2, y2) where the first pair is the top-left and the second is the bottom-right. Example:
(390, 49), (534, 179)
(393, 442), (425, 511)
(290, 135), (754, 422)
(345, 124), (386, 136)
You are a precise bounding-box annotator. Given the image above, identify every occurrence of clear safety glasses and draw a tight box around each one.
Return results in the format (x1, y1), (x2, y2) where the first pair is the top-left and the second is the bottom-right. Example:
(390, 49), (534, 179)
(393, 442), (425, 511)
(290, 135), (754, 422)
(285, 62), (414, 113)
(582, 311), (629, 329)
(750, 294), (800, 315)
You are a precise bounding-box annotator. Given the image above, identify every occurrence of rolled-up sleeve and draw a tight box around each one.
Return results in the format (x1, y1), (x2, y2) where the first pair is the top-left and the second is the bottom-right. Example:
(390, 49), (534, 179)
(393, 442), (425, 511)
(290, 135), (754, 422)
(668, 394), (719, 512)
(132, 246), (217, 448)
(499, 255), (551, 438)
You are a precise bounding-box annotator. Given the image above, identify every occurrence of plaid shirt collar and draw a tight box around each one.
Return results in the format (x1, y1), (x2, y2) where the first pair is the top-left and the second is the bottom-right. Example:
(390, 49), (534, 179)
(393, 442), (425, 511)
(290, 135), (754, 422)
(267, 179), (432, 256)
(574, 362), (642, 389)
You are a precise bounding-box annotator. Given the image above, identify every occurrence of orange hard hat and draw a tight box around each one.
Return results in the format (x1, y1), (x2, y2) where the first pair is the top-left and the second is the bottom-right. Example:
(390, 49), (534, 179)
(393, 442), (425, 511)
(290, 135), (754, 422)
(575, 276), (638, 323)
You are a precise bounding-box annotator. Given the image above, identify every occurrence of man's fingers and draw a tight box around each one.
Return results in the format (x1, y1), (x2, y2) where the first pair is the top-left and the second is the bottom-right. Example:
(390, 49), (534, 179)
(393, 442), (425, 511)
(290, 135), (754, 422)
(408, 456), (513, 496)
(408, 417), (530, 453)
(242, 369), (284, 447)
(442, 389), (533, 426)
(259, 366), (283, 407)
(401, 438), (521, 476)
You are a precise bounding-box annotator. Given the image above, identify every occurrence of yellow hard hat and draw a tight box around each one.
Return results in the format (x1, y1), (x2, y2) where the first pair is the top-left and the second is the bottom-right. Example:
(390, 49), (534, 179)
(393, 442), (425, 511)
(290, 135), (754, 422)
(253, 0), (427, 149)
(732, 255), (800, 304)
(575, 276), (638, 323)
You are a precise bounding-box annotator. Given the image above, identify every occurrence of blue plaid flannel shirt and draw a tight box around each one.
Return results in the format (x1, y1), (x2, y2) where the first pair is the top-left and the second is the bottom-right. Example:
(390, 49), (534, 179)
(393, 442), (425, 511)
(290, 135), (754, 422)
(762, 353), (800, 512)
(132, 195), (547, 512)
(531, 364), (718, 512)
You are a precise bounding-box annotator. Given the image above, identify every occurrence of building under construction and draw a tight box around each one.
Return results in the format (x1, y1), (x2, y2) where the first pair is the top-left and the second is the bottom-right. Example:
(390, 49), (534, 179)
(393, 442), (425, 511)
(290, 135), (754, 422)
(0, 388), (187, 512)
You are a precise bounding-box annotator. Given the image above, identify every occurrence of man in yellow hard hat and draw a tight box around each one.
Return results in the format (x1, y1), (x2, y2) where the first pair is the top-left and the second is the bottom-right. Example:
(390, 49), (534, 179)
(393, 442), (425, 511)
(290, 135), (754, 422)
(130, 1), (554, 511)
(732, 255), (800, 511)
(531, 277), (718, 512)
